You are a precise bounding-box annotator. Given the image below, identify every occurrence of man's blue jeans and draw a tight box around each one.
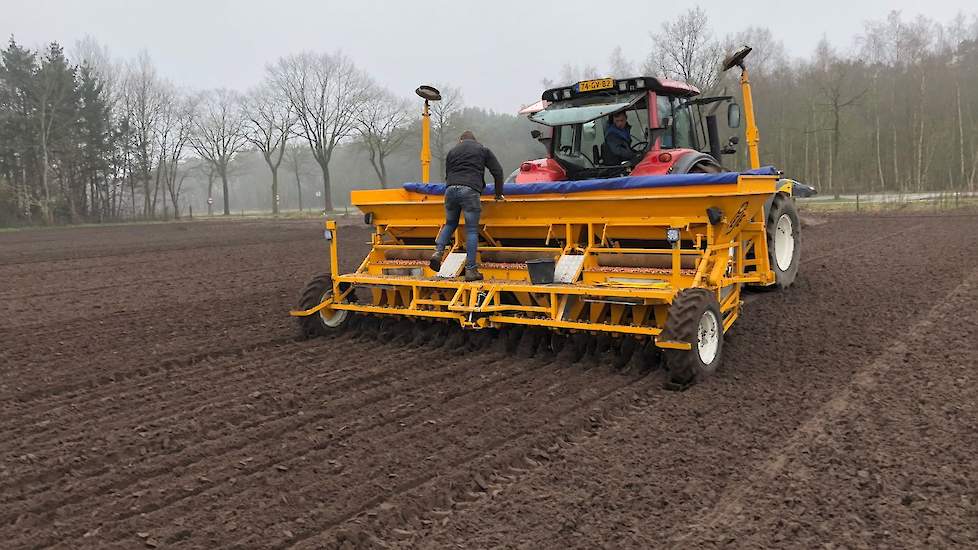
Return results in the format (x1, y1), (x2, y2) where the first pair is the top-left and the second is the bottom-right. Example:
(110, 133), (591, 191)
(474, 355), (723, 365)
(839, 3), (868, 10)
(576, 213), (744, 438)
(435, 185), (482, 270)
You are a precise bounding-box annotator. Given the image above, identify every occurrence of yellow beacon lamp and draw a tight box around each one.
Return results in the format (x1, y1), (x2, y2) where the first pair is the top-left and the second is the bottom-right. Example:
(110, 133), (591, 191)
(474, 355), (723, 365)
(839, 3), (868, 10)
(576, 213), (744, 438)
(415, 85), (442, 183)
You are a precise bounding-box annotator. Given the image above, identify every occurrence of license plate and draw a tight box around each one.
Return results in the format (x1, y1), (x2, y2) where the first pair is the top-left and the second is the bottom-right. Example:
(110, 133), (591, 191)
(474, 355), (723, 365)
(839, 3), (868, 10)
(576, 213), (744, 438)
(577, 78), (614, 92)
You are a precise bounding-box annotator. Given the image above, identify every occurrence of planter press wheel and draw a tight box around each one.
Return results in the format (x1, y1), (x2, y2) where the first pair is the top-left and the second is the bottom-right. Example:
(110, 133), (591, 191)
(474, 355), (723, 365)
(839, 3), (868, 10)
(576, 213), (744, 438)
(767, 194), (800, 288)
(296, 274), (355, 339)
(661, 289), (724, 389)
(745, 193), (800, 290)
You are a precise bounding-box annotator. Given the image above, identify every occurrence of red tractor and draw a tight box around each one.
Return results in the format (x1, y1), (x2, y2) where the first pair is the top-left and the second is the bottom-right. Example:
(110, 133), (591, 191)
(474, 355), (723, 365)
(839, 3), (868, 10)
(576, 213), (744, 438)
(512, 76), (744, 183)
(511, 47), (816, 290)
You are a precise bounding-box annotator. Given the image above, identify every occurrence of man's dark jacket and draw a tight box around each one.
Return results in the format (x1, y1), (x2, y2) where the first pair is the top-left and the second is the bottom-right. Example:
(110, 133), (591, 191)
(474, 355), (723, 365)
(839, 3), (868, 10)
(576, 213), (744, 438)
(445, 138), (504, 196)
(603, 123), (636, 165)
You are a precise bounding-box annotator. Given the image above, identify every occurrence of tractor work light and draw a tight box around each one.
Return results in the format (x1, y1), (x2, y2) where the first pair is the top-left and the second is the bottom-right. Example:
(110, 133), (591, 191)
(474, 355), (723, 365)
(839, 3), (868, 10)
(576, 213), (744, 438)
(666, 228), (681, 244)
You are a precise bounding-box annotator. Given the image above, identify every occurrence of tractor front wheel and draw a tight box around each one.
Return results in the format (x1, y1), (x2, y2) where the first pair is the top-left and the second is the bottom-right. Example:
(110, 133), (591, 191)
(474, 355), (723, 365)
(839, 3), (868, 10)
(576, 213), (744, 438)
(296, 274), (353, 339)
(766, 194), (800, 289)
(661, 289), (724, 388)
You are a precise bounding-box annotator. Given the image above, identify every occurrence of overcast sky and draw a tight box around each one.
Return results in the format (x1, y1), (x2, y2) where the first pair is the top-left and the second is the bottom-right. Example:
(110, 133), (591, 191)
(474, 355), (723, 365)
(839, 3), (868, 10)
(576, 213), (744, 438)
(2, 0), (974, 113)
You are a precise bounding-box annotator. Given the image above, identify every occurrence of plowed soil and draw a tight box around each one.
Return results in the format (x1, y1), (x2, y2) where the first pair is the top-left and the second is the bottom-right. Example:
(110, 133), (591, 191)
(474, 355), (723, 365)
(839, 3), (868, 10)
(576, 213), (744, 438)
(2, 213), (977, 549)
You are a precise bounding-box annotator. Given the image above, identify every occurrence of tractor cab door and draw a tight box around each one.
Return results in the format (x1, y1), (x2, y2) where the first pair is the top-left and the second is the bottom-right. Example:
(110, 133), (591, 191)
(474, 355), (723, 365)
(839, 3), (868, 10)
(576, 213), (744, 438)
(654, 94), (699, 151)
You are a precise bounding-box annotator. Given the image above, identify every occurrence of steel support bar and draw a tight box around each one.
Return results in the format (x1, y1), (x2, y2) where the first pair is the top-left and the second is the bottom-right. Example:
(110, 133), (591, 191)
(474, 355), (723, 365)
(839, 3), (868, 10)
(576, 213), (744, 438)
(589, 247), (703, 255)
(487, 315), (663, 336)
(334, 275), (675, 300)
(289, 300), (331, 317)
(331, 303), (464, 320)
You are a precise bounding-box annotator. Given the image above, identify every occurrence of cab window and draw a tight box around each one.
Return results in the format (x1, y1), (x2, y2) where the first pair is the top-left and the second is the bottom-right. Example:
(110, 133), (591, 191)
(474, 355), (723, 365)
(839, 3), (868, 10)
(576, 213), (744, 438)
(656, 95), (697, 150)
(553, 101), (649, 169)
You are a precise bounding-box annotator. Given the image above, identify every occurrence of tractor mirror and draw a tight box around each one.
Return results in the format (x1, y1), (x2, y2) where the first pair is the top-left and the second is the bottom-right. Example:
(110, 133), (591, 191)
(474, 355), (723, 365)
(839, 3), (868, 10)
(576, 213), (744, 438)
(530, 129), (542, 139)
(727, 103), (741, 128)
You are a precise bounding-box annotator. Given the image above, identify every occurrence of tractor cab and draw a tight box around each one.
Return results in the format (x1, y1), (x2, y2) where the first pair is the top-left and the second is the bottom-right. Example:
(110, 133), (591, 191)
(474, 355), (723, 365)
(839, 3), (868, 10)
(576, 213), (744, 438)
(514, 77), (742, 183)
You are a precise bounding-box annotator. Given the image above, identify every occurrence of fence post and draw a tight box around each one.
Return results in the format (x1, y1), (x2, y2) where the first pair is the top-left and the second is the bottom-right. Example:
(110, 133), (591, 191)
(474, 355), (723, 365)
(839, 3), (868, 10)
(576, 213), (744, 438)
(856, 193), (859, 212)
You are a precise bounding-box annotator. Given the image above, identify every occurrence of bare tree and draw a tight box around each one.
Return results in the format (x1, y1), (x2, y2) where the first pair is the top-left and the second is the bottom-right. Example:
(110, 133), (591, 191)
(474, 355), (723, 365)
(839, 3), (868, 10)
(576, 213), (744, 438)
(643, 7), (724, 93)
(356, 87), (412, 188)
(270, 51), (369, 212)
(155, 89), (196, 218)
(72, 36), (126, 218)
(429, 83), (463, 179)
(812, 40), (867, 194)
(558, 63), (601, 85)
(71, 35), (115, 94)
(608, 46), (635, 77)
(722, 27), (787, 78)
(190, 89), (247, 216)
(284, 142), (313, 212)
(242, 82), (293, 214)
(541, 62), (601, 90)
(122, 51), (167, 218)
(189, 160), (218, 216)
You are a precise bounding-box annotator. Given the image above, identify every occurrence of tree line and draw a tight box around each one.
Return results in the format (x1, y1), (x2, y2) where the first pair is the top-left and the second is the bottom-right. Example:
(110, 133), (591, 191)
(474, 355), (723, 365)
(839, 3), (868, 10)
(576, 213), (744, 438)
(0, 39), (481, 225)
(2, 9), (977, 225)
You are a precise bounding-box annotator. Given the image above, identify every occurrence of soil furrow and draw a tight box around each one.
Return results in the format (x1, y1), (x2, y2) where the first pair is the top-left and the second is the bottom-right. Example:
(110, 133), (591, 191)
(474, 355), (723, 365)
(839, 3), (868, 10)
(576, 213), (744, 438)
(98, 363), (642, 548)
(4, 214), (976, 550)
(0, 335), (483, 488)
(3, 340), (541, 544)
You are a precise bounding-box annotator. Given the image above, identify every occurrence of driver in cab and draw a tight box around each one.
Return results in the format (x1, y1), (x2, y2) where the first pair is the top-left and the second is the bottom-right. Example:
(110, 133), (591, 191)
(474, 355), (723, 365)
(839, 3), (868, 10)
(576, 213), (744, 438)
(603, 111), (637, 165)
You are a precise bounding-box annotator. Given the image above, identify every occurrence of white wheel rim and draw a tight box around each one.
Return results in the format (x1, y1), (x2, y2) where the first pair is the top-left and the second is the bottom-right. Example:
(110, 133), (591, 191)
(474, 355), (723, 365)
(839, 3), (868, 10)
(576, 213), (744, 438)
(697, 310), (720, 365)
(774, 213), (795, 271)
(319, 290), (347, 328)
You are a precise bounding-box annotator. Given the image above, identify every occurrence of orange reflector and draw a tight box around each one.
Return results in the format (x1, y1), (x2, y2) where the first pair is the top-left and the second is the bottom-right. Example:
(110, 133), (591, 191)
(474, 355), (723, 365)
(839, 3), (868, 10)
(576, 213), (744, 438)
(658, 152), (673, 163)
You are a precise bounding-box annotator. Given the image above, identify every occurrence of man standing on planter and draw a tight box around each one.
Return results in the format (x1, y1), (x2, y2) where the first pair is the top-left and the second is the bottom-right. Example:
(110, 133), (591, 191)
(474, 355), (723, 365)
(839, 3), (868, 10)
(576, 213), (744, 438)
(429, 130), (505, 282)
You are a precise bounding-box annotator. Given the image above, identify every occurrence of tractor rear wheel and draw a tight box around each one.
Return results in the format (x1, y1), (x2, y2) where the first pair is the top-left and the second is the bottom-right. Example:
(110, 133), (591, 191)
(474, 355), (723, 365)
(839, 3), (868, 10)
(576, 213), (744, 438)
(296, 274), (354, 339)
(661, 289), (724, 388)
(765, 194), (800, 289)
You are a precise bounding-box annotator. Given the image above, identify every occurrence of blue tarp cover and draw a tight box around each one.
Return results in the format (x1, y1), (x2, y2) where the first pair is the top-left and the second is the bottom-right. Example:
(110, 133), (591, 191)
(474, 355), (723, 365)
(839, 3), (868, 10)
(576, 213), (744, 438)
(403, 166), (778, 196)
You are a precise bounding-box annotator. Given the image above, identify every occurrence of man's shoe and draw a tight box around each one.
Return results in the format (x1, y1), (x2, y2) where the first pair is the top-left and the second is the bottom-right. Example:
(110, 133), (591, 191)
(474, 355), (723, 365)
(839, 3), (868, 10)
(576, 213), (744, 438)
(464, 267), (484, 282)
(429, 250), (442, 272)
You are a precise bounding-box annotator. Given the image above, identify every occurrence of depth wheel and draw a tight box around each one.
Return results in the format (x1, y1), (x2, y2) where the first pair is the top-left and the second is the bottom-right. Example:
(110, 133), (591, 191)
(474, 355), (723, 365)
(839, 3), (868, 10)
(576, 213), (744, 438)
(661, 289), (724, 388)
(296, 274), (355, 339)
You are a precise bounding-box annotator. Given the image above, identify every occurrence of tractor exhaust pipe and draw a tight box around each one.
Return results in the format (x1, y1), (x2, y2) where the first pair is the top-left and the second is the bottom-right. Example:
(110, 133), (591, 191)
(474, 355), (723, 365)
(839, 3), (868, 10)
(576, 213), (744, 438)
(706, 114), (722, 162)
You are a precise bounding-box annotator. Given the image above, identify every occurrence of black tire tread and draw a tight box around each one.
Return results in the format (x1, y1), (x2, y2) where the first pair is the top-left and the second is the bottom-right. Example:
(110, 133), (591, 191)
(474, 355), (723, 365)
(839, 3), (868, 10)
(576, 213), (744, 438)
(295, 273), (354, 340)
(660, 288), (721, 386)
(765, 193), (800, 289)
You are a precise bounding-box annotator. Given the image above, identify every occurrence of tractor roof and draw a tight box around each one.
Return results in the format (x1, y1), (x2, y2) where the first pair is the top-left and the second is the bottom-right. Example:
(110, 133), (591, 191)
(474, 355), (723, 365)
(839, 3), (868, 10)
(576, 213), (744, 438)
(541, 76), (700, 102)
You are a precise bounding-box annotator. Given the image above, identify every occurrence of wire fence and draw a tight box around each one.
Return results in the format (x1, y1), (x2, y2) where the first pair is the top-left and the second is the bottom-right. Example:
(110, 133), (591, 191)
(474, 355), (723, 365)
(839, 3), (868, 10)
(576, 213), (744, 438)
(799, 191), (978, 213)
